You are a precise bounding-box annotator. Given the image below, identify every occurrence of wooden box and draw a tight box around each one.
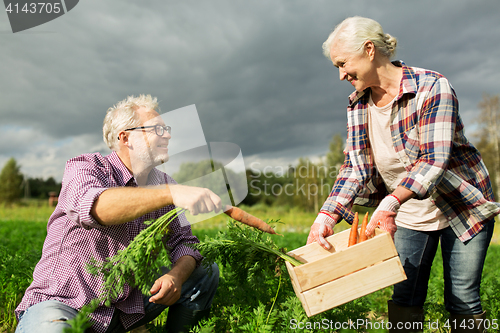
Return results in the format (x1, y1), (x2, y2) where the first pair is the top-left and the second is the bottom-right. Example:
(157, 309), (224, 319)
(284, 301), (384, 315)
(285, 228), (406, 317)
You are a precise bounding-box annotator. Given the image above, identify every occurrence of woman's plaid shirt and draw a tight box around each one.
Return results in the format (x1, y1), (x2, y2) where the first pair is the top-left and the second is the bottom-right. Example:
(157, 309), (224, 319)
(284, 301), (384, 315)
(321, 61), (500, 242)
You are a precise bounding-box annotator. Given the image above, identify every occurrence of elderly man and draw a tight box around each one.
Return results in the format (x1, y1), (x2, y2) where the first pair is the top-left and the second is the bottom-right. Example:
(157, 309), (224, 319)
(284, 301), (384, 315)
(15, 95), (221, 333)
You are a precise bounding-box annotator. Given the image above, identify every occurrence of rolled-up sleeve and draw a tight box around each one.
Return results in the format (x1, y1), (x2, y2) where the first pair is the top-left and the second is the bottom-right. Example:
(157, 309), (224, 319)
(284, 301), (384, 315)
(164, 210), (203, 266)
(59, 155), (111, 230)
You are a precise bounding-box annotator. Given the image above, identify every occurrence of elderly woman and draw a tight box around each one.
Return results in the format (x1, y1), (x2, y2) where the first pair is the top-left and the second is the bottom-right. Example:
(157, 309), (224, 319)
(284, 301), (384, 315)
(307, 16), (499, 333)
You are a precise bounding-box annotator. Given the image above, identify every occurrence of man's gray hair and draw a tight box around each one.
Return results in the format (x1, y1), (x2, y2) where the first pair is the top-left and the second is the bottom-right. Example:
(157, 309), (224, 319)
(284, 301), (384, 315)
(103, 94), (159, 151)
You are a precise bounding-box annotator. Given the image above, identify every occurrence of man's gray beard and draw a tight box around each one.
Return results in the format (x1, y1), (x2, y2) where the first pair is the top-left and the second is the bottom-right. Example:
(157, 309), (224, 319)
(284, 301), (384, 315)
(134, 139), (169, 168)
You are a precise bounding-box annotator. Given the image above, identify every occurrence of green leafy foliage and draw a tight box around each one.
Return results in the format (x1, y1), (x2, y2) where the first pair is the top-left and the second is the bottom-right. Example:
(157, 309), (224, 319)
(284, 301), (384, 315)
(0, 245), (41, 331)
(238, 302), (278, 332)
(25, 176), (62, 199)
(3, 216), (500, 333)
(0, 221), (46, 332)
(64, 208), (183, 333)
(191, 220), (374, 332)
(192, 220), (296, 329)
(193, 219), (302, 270)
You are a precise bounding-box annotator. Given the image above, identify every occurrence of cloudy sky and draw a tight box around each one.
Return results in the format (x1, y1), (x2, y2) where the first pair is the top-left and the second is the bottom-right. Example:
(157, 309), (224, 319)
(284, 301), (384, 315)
(1, 0), (499, 181)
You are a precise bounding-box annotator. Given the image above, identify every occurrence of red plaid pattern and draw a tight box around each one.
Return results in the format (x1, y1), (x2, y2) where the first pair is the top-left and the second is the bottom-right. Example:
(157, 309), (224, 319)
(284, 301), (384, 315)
(321, 61), (500, 242)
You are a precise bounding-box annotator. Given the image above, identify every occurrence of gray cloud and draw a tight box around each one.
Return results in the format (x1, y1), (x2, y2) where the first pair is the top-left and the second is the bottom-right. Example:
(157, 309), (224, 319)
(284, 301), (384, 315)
(1, 0), (499, 180)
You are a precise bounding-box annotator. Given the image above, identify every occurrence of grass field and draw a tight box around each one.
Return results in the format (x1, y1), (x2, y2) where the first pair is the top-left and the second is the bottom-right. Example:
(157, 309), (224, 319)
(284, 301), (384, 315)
(1, 203), (500, 332)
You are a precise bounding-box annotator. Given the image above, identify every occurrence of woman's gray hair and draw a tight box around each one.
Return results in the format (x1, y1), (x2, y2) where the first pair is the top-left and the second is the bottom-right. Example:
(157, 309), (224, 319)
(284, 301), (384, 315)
(322, 16), (397, 59)
(103, 94), (159, 151)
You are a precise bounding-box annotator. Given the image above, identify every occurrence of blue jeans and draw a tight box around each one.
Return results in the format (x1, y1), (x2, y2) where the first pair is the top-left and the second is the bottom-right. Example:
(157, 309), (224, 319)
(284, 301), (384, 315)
(15, 262), (219, 333)
(392, 220), (494, 315)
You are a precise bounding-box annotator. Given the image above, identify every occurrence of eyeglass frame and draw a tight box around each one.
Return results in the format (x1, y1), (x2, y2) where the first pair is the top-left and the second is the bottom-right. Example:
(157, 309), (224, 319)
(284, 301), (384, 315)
(121, 125), (171, 139)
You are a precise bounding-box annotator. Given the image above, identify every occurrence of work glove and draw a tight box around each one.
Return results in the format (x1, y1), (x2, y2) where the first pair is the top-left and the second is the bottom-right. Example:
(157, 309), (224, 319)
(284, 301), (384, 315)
(365, 194), (401, 239)
(307, 212), (337, 250)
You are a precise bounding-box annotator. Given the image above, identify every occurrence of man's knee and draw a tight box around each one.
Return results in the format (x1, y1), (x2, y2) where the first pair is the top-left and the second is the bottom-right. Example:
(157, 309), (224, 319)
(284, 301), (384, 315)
(16, 300), (78, 333)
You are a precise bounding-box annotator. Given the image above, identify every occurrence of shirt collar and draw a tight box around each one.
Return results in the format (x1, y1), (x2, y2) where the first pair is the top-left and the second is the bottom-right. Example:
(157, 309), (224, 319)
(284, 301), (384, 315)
(347, 60), (417, 107)
(107, 151), (135, 186)
(107, 151), (169, 186)
(147, 168), (167, 185)
(396, 60), (418, 98)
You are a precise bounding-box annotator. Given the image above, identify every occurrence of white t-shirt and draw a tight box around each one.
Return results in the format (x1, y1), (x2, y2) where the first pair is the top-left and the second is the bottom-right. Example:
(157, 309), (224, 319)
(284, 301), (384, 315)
(367, 94), (449, 231)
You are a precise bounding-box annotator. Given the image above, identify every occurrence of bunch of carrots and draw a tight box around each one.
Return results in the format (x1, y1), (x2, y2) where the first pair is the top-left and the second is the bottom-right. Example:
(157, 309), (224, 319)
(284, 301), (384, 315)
(348, 212), (369, 247)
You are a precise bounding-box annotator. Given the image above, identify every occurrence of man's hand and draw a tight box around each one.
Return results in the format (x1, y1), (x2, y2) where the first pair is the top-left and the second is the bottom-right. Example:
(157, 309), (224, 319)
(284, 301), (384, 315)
(149, 274), (182, 306)
(306, 212), (337, 250)
(149, 255), (196, 305)
(365, 195), (401, 239)
(169, 185), (222, 216)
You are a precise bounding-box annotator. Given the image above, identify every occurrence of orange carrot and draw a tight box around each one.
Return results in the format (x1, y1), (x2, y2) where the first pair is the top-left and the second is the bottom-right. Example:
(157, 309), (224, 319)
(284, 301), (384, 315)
(348, 212), (359, 247)
(224, 206), (276, 235)
(359, 212), (369, 242)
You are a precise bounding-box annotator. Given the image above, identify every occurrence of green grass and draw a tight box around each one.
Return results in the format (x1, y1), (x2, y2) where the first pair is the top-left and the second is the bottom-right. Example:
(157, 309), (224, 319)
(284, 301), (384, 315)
(191, 203), (376, 235)
(0, 220), (47, 332)
(1, 203), (500, 332)
(0, 200), (56, 222)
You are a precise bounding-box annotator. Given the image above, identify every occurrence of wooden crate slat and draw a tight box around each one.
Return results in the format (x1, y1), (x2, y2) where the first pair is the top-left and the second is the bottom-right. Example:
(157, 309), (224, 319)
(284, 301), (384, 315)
(285, 261), (312, 317)
(287, 228), (387, 263)
(302, 257), (406, 316)
(294, 232), (398, 291)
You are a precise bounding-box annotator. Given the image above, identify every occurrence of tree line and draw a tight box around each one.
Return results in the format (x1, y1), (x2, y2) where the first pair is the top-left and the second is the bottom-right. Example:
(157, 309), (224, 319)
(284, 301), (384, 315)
(172, 134), (346, 213)
(0, 158), (62, 205)
(242, 94), (500, 211)
(1, 94), (498, 209)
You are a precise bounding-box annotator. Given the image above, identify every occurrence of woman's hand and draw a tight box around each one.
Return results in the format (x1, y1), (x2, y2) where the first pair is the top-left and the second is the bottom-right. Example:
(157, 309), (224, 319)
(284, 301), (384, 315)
(365, 195), (401, 239)
(307, 212), (337, 250)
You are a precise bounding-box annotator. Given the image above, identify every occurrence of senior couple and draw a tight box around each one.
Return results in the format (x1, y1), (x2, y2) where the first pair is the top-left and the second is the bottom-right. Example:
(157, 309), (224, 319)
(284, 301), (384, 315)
(16, 17), (497, 333)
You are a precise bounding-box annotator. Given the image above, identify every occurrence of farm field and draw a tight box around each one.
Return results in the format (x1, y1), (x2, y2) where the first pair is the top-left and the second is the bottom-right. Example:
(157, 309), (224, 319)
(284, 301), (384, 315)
(1, 203), (500, 332)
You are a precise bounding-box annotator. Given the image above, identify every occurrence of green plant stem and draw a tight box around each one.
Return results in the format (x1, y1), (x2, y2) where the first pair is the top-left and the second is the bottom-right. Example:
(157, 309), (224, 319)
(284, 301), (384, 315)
(266, 273), (281, 325)
(216, 239), (303, 266)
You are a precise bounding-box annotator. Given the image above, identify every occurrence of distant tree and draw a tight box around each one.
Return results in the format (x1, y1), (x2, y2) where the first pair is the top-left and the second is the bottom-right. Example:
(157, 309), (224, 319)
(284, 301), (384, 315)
(245, 169), (289, 207)
(172, 159), (247, 206)
(291, 158), (331, 212)
(27, 176), (62, 199)
(241, 134), (347, 210)
(475, 94), (500, 199)
(241, 169), (264, 206)
(0, 158), (24, 204)
(326, 134), (345, 169)
(173, 160), (227, 195)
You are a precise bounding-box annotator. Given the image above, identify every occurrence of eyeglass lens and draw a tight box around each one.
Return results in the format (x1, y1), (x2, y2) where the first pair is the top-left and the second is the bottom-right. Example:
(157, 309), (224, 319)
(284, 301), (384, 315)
(155, 125), (171, 136)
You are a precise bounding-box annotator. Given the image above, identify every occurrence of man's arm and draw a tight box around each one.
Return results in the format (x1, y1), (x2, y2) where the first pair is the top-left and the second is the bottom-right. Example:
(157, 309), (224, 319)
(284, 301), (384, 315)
(91, 185), (222, 226)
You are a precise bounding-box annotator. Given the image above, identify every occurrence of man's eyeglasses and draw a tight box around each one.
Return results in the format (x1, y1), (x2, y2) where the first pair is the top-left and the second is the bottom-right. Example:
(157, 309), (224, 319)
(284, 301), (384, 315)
(124, 125), (171, 137)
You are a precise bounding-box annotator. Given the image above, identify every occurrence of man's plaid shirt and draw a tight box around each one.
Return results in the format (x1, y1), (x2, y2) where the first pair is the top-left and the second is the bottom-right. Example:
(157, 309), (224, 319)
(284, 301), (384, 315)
(322, 61), (500, 242)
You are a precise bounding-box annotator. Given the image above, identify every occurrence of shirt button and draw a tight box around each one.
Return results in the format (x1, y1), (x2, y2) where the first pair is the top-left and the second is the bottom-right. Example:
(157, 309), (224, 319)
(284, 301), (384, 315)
(104, 323), (108, 327)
